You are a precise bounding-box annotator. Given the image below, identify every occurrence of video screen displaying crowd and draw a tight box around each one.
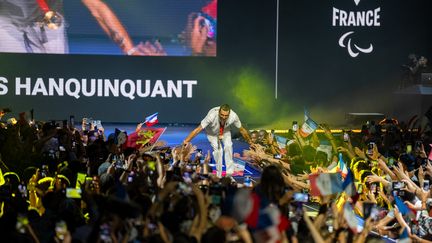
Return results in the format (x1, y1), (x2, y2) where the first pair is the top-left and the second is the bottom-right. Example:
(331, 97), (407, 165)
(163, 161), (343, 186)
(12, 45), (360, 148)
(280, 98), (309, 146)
(0, 107), (432, 243)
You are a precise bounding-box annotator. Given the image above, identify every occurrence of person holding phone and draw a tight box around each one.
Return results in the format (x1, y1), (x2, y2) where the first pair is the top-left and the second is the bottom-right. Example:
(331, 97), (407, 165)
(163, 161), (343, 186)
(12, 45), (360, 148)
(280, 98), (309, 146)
(182, 104), (252, 177)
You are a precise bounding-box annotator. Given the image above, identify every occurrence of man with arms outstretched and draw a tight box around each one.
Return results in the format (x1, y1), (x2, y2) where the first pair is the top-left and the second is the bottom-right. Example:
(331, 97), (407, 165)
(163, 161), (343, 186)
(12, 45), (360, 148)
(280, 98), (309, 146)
(183, 104), (252, 177)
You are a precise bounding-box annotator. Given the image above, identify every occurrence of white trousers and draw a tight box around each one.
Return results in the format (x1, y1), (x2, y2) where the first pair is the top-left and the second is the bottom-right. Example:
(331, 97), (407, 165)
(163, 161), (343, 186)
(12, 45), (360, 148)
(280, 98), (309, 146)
(0, 17), (68, 54)
(207, 132), (234, 177)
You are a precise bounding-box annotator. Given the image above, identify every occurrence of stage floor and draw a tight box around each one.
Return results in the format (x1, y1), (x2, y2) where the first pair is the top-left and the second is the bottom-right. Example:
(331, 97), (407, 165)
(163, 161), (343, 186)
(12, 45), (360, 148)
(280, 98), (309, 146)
(103, 123), (261, 180)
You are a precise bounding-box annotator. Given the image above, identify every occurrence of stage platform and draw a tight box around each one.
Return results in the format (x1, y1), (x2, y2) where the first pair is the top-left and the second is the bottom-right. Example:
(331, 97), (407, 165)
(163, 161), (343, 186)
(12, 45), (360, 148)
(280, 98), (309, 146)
(103, 123), (262, 181)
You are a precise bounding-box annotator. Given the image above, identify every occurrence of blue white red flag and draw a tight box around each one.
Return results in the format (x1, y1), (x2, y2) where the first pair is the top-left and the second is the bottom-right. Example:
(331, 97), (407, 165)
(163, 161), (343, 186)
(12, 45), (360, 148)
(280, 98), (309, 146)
(299, 109), (318, 138)
(144, 112), (158, 127)
(275, 135), (287, 149)
(344, 202), (362, 233)
(309, 173), (343, 196)
(339, 153), (348, 178)
(342, 169), (359, 203)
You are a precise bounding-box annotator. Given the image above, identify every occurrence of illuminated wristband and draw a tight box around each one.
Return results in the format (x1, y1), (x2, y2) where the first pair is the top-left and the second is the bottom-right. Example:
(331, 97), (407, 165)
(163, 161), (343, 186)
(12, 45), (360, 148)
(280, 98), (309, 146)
(127, 47), (138, 56)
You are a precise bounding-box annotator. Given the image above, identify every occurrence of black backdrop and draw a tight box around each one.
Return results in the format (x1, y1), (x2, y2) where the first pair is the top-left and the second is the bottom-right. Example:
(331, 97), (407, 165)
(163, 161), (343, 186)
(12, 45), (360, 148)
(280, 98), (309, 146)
(0, 0), (431, 126)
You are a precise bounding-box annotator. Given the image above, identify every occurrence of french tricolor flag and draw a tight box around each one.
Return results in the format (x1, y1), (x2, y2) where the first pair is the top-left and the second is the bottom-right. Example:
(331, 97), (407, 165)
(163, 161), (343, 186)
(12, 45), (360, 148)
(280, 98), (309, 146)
(309, 173), (343, 196)
(338, 153), (348, 179)
(329, 153), (348, 179)
(343, 202), (362, 233)
(342, 169), (359, 203)
(144, 112), (158, 127)
(299, 109), (318, 138)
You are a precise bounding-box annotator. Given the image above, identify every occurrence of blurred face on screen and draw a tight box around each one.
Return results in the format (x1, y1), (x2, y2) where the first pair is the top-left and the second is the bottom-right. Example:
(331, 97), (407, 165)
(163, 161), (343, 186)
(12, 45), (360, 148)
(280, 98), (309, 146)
(250, 132), (258, 144)
(219, 109), (230, 123)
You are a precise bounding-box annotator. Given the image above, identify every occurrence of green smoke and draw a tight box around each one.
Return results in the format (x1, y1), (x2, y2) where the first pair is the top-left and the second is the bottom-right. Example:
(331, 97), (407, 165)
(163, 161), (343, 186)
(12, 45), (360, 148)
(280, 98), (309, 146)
(230, 67), (277, 125)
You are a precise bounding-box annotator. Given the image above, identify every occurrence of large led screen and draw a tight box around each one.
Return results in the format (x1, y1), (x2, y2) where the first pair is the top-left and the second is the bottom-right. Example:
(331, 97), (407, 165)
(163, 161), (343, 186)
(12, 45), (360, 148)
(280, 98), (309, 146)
(0, 0), (217, 56)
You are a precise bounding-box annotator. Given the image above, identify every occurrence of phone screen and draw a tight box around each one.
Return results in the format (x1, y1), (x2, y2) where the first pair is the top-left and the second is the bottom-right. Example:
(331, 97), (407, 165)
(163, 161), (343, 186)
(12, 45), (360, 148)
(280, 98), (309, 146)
(196, 149), (203, 157)
(66, 188), (82, 199)
(388, 157), (394, 166)
(406, 144), (412, 154)
(370, 183), (377, 193)
(392, 181), (405, 190)
(292, 122), (298, 132)
(367, 142), (374, 155)
(209, 185), (223, 206)
(424, 180), (430, 191)
(76, 173), (86, 188)
(69, 115), (75, 129)
(363, 202), (378, 220)
(293, 192), (309, 202)
(415, 141), (422, 151)
(16, 214), (29, 233)
(343, 132), (349, 142)
(55, 221), (68, 240)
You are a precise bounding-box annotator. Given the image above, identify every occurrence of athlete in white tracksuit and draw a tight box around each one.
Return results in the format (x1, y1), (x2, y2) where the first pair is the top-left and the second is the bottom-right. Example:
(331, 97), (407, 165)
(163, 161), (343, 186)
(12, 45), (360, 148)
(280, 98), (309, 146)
(183, 104), (252, 177)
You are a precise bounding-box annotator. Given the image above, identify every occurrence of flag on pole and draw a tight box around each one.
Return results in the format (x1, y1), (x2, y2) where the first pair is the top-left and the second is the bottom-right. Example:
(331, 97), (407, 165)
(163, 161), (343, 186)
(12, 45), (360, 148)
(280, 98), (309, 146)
(304, 107), (309, 121)
(125, 127), (165, 149)
(342, 169), (359, 203)
(309, 173), (343, 196)
(338, 153), (349, 178)
(275, 135), (287, 149)
(299, 109), (318, 138)
(329, 154), (349, 179)
(144, 112), (158, 127)
(343, 202), (362, 233)
(274, 135), (288, 154)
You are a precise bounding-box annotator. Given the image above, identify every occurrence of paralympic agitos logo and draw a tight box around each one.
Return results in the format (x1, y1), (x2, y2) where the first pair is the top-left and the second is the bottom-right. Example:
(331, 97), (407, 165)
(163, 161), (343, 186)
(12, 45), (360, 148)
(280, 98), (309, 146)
(332, 0), (381, 58)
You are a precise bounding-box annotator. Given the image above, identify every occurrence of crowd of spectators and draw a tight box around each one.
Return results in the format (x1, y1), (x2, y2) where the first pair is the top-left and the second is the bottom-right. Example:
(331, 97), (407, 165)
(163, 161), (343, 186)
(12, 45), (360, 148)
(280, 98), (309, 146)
(0, 108), (432, 243)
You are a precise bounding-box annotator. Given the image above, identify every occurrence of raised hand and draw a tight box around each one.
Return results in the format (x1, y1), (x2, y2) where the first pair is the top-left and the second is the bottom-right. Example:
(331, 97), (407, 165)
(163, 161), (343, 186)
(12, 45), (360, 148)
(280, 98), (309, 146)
(319, 124), (332, 138)
(401, 179), (415, 193)
(354, 147), (367, 159)
(135, 122), (143, 132)
(204, 150), (211, 164)
(366, 190), (377, 204)
(418, 166), (425, 188)
(366, 174), (382, 184)
(425, 160), (432, 176)
(181, 143), (197, 162)
(191, 16), (208, 55)
(337, 146), (348, 153)
(136, 40), (167, 56)
(417, 143), (427, 158)
(377, 158), (388, 170)
(125, 154), (136, 170)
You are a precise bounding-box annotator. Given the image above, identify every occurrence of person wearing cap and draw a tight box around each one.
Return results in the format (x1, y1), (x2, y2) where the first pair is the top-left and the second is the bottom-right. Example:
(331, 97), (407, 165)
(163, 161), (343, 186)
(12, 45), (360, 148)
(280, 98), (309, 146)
(183, 104), (252, 177)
